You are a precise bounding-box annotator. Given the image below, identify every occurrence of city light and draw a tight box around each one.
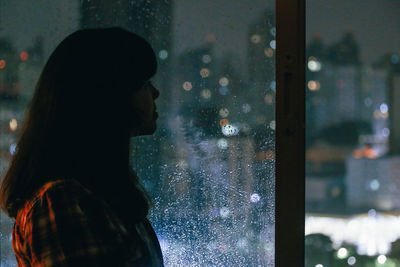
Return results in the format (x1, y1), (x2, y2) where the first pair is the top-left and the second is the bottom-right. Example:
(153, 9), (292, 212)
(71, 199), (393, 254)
(352, 146), (378, 159)
(270, 81), (276, 91)
(380, 103), (388, 114)
(347, 256), (356, 265)
(222, 124), (239, 136)
(242, 103), (251, 113)
(219, 118), (229, 127)
(337, 247), (348, 259)
(250, 193), (260, 203)
(308, 80), (321, 91)
(264, 94), (273, 104)
(218, 86), (229, 95)
(264, 48), (274, 58)
(369, 179), (380, 191)
(182, 81), (192, 91)
(9, 144), (17, 155)
(368, 209), (377, 217)
(219, 207), (229, 218)
(20, 51), (29, 61)
(219, 108), (229, 118)
(217, 138), (228, 149)
(382, 128), (390, 137)
(9, 118), (18, 131)
(377, 255), (387, 264)
(158, 49), (168, 60)
(219, 77), (229, 87)
(250, 34), (261, 44)
(200, 68), (210, 78)
(202, 54), (212, 64)
(200, 89), (211, 99)
(269, 120), (276, 130)
(269, 40), (276, 50)
(308, 57), (322, 72)
(373, 110), (388, 119)
(269, 27), (276, 37)
(306, 214), (400, 256)
(0, 59), (6, 69)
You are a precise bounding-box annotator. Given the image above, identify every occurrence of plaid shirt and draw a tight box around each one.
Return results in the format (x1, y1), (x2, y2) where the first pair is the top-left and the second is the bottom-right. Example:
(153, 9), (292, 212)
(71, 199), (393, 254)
(12, 179), (164, 267)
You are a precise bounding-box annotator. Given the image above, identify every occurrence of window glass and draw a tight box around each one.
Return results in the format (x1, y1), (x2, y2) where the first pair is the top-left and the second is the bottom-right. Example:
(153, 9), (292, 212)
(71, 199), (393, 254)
(306, 1), (400, 266)
(0, 1), (275, 265)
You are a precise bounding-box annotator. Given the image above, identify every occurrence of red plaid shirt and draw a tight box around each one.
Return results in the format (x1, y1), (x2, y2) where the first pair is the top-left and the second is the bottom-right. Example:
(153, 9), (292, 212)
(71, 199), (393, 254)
(12, 179), (164, 266)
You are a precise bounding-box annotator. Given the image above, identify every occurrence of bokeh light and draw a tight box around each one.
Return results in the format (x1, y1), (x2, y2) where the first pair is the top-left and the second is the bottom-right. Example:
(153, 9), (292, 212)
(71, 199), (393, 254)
(382, 128), (390, 137)
(250, 34), (261, 44)
(337, 247), (348, 259)
(222, 124), (239, 136)
(158, 49), (168, 60)
(308, 80), (321, 91)
(377, 255), (387, 264)
(200, 89), (211, 99)
(242, 103), (251, 113)
(269, 120), (276, 130)
(200, 68), (210, 78)
(380, 103), (388, 114)
(9, 118), (18, 131)
(219, 86), (229, 95)
(9, 143), (17, 155)
(202, 54), (212, 64)
(219, 108), (229, 118)
(308, 57), (322, 72)
(219, 207), (230, 218)
(183, 81), (192, 91)
(269, 27), (276, 37)
(347, 256), (356, 265)
(0, 59), (6, 69)
(20, 51), (29, 61)
(217, 138), (228, 150)
(269, 40), (276, 50)
(250, 193), (260, 203)
(264, 48), (274, 58)
(264, 94), (273, 104)
(219, 77), (229, 87)
(219, 118), (229, 127)
(369, 179), (380, 191)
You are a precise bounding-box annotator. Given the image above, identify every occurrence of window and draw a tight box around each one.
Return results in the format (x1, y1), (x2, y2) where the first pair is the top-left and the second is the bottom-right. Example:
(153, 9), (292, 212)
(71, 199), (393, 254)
(0, 1), (285, 265)
(306, 1), (400, 266)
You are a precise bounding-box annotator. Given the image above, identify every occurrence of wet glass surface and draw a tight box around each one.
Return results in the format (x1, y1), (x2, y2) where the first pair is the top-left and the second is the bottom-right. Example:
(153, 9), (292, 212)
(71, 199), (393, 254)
(0, 1), (276, 266)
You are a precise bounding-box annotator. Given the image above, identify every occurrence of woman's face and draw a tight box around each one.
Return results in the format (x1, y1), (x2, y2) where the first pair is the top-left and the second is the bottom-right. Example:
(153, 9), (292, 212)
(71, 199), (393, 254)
(130, 81), (160, 136)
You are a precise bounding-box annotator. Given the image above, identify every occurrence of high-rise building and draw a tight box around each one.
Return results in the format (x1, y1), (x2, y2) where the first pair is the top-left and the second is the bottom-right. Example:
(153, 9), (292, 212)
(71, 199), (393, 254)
(246, 9), (275, 128)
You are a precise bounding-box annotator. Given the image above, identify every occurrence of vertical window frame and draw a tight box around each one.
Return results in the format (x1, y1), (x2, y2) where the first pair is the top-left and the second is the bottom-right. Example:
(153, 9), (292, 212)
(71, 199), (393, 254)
(275, 0), (306, 266)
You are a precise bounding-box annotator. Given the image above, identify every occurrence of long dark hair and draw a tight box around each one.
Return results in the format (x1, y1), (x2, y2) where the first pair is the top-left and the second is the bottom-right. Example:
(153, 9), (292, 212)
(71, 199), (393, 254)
(0, 28), (157, 221)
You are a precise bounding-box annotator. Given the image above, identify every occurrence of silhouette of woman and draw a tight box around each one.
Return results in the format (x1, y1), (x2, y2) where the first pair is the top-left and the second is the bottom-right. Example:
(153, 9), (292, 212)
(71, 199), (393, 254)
(0, 28), (163, 266)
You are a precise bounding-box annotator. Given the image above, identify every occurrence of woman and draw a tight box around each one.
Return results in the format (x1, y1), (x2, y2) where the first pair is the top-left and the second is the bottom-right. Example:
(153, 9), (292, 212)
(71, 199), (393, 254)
(0, 28), (163, 266)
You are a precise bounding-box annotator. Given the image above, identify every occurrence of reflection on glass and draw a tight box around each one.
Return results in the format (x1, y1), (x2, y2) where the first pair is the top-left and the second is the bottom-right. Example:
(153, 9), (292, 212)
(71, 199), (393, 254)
(0, 1), (275, 265)
(306, 1), (400, 266)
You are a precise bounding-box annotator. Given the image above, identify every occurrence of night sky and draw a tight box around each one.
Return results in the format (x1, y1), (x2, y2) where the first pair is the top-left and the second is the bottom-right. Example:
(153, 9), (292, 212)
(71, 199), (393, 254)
(1, 0), (399, 66)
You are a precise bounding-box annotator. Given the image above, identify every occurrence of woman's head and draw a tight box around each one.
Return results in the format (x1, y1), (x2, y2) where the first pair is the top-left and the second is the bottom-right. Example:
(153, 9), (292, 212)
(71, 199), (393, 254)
(46, 27), (158, 138)
(0, 28), (158, 217)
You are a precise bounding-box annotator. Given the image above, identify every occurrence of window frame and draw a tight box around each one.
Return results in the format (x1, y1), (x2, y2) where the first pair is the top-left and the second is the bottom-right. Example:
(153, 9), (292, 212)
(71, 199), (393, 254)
(275, 0), (306, 266)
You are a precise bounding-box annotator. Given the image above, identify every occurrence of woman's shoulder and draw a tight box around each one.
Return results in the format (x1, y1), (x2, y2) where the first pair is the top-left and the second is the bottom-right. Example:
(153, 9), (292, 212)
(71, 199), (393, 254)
(32, 179), (93, 204)
(17, 179), (94, 221)
(37, 178), (91, 197)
